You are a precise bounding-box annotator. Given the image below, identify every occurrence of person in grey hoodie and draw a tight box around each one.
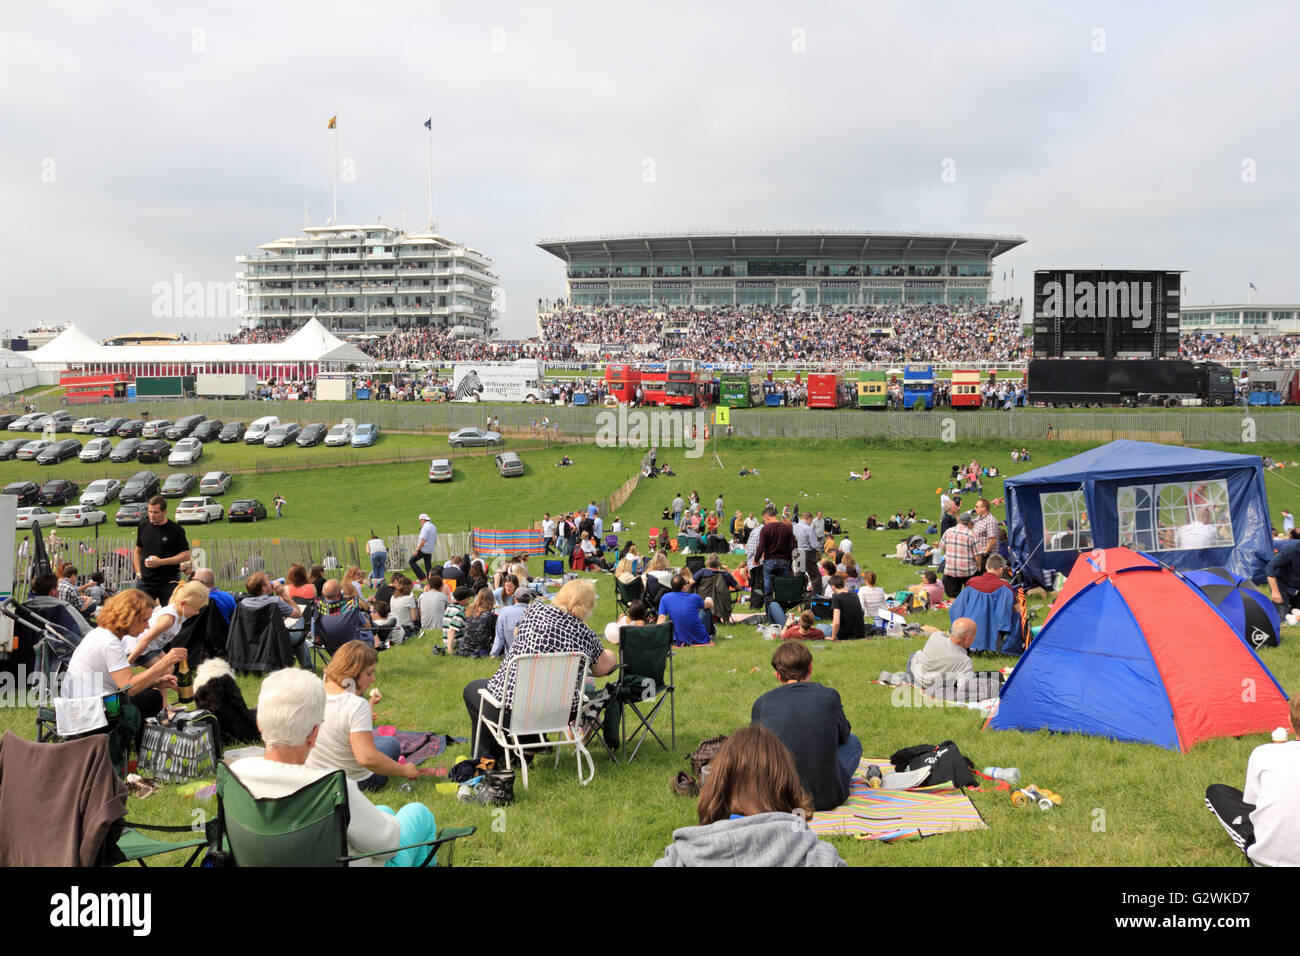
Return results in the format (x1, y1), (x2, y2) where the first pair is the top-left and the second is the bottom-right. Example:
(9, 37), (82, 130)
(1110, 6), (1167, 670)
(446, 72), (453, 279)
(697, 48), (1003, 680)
(654, 723), (845, 867)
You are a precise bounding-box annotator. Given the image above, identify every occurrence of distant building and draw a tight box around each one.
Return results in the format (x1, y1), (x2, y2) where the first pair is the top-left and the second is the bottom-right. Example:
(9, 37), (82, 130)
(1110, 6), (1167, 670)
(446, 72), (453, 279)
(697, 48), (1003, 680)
(237, 224), (497, 340)
(536, 230), (1024, 314)
(1180, 304), (1300, 337)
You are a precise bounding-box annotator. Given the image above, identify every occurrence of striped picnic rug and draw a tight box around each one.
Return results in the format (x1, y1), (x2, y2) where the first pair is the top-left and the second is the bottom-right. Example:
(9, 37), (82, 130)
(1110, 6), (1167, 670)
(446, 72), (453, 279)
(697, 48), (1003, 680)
(807, 758), (988, 841)
(471, 528), (545, 556)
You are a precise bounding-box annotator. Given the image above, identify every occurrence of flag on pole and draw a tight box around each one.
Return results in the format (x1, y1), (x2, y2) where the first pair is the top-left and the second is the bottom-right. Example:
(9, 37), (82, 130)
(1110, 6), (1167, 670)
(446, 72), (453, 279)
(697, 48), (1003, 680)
(424, 117), (432, 130)
(327, 116), (337, 129)
(1250, 282), (1258, 292)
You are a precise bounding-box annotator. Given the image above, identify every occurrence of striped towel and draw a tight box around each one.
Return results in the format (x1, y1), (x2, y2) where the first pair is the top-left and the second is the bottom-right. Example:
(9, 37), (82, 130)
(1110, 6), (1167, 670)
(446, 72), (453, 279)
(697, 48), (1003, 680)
(807, 758), (988, 841)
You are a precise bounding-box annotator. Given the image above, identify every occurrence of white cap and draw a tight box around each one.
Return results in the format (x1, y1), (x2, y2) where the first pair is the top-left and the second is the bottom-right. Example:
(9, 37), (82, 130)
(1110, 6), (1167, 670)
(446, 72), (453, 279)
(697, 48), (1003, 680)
(418, 513), (430, 521)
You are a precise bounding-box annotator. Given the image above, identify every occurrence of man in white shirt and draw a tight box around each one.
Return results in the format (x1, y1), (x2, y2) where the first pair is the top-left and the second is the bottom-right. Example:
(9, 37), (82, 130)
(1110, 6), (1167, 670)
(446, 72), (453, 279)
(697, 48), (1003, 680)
(229, 668), (440, 867)
(418, 576), (449, 634)
(1206, 697), (1300, 866)
(410, 513), (438, 582)
(901, 618), (1002, 701)
(1175, 507), (1220, 551)
(838, 536), (853, 556)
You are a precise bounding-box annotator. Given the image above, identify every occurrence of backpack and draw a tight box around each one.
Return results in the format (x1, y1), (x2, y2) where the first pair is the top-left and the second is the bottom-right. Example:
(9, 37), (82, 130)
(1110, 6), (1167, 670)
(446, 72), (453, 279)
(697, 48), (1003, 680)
(889, 740), (976, 788)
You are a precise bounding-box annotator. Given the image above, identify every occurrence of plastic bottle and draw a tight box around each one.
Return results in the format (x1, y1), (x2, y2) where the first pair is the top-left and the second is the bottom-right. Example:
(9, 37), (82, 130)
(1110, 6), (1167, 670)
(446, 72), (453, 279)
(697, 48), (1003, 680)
(983, 766), (1021, 785)
(865, 765), (883, 789)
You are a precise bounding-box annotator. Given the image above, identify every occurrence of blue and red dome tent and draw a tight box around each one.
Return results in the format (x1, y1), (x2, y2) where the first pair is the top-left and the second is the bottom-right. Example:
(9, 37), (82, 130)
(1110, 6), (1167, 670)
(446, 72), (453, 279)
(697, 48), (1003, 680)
(988, 548), (1290, 752)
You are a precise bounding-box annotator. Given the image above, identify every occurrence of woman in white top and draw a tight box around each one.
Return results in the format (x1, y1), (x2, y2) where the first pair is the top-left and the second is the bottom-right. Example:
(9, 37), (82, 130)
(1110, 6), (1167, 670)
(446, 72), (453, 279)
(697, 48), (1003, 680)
(126, 580), (209, 665)
(304, 641), (417, 792)
(366, 531), (388, 585)
(645, 551), (673, 589)
(63, 589), (189, 740)
(857, 569), (888, 622)
(388, 576), (418, 638)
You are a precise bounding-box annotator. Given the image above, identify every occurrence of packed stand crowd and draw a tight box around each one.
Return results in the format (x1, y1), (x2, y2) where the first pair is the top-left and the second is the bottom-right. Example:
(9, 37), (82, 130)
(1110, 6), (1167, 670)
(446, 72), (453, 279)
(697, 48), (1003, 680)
(1180, 333), (1300, 364)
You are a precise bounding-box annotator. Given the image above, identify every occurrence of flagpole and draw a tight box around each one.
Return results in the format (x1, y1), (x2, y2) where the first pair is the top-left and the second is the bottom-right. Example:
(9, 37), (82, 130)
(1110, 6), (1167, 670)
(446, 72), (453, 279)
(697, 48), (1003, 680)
(427, 122), (434, 232)
(332, 118), (339, 224)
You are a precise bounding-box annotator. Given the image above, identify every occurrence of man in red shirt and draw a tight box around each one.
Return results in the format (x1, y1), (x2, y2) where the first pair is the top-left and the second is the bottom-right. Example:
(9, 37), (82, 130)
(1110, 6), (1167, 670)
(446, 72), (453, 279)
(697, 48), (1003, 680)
(754, 505), (797, 611)
(940, 512), (978, 599)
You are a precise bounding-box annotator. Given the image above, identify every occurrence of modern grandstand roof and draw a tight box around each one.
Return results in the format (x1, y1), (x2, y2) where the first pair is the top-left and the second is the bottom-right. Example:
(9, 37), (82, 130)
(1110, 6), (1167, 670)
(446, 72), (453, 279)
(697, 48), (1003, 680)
(537, 230), (1026, 261)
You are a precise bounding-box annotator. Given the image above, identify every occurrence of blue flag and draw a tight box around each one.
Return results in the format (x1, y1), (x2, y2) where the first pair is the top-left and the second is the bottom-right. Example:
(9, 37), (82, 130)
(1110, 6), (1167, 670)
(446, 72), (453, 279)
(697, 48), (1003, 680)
(424, 117), (432, 130)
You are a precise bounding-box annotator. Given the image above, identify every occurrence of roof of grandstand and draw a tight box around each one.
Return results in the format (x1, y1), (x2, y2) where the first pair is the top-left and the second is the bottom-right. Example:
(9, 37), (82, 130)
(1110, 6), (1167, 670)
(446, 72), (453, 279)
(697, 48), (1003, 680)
(537, 230), (1026, 261)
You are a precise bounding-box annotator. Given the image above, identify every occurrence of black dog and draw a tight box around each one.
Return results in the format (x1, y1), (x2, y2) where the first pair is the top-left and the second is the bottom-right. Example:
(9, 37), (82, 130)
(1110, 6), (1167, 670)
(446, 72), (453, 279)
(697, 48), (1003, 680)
(193, 658), (261, 746)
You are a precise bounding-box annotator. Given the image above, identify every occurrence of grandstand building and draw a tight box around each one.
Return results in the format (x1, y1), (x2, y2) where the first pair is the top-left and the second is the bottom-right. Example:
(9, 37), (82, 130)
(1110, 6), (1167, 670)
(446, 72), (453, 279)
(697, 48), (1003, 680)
(536, 230), (1024, 313)
(237, 225), (498, 340)
(1180, 304), (1300, 337)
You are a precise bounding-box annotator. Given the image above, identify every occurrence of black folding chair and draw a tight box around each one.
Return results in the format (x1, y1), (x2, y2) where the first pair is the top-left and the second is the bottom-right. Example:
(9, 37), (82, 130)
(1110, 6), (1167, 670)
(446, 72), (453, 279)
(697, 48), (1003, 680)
(614, 576), (643, 616)
(771, 575), (811, 618)
(612, 622), (675, 763)
(684, 554), (706, 575)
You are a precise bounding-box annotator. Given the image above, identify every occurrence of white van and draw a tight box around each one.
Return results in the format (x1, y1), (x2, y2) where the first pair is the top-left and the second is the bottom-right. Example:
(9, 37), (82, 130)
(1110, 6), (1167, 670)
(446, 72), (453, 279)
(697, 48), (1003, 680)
(245, 415), (280, 444)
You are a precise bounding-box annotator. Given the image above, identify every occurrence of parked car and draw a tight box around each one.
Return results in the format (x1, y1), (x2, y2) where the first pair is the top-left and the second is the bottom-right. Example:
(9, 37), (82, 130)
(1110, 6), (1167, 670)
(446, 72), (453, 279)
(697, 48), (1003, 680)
(120, 470), (160, 504)
(37, 439), (83, 465)
(0, 414), (19, 430)
(296, 423), (327, 447)
(175, 496), (225, 524)
(218, 421), (246, 443)
(448, 427), (502, 448)
(16, 440), (52, 461)
(72, 417), (104, 434)
(56, 505), (107, 528)
(29, 412), (73, 432)
(245, 416), (280, 444)
(263, 423), (301, 448)
(95, 417), (129, 436)
(198, 470), (233, 495)
(164, 414), (206, 440)
(429, 458), (453, 483)
(495, 452), (524, 477)
(7, 414), (40, 432)
(16, 507), (58, 529)
(324, 420), (355, 446)
(109, 438), (143, 463)
(0, 438), (32, 460)
(38, 479), (80, 506)
(136, 439), (172, 463)
(160, 473), (199, 498)
(192, 419), (224, 442)
(79, 437), (114, 462)
(115, 502), (149, 526)
(116, 419), (145, 437)
(3, 481), (40, 506)
(228, 498), (268, 522)
(351, 423), (380, 448)
(80, 478), (123, 507)
(168, 438), (203, 467)
(141, 419), (174, 439)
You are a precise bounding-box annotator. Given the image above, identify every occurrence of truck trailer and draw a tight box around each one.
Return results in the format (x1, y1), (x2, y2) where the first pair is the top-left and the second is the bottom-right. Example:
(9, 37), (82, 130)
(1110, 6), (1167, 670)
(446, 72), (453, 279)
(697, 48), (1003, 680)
(1028, 359), (1234, 407)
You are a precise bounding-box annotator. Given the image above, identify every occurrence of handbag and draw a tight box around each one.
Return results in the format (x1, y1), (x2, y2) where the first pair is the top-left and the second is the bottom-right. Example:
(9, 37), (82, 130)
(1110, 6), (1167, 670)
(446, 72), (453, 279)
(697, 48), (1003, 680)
(138, 709), (222, 782)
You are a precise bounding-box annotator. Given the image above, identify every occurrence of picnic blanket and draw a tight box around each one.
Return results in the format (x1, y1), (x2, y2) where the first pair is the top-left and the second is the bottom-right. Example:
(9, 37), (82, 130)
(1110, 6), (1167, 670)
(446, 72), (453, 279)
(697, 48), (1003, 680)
(807, 758), (988, 841)
(373, 729), (465, 765)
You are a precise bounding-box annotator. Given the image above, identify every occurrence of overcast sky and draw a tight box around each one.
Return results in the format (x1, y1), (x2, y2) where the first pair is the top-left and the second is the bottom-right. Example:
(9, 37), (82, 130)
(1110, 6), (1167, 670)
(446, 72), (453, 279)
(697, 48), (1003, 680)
(4, 0), (1298, 341)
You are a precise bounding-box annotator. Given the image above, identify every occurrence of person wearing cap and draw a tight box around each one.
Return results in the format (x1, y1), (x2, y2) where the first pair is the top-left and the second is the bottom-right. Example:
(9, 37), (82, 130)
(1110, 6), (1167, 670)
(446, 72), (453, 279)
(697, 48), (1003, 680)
(410, 514), (438, 583)
(939, 511), (979, 599)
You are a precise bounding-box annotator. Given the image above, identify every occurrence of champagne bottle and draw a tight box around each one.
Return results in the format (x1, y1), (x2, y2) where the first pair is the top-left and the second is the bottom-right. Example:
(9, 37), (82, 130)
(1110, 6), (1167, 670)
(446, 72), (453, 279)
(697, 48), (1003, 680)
(176, 659), (194, 704)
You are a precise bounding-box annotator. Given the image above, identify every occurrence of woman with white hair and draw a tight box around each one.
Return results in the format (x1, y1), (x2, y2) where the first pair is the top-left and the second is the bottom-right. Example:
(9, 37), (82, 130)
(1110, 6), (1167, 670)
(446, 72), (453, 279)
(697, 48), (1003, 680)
(462, 579), (617, 763)
(228, 668), (440, 867)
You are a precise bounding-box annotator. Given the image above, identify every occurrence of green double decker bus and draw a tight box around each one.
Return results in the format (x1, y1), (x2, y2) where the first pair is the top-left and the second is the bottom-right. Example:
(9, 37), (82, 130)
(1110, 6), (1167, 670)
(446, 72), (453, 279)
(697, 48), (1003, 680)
(718, 372), (763, 408)
(856, 370), (887, 409)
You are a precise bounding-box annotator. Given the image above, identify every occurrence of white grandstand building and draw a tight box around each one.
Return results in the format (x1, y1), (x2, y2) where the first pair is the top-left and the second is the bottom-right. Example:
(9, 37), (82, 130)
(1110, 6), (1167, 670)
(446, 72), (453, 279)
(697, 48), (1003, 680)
(536, 230), (1025, 319)
(237, 224), (498, 340)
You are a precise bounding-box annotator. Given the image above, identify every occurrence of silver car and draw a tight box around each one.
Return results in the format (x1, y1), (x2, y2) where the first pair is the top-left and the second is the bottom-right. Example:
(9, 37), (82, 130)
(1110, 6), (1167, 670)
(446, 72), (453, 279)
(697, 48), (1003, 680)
(79, 437), (113, 462)
(495, 452), (524, 477)
(448, 427), (503, 448)
(80, 478), (123, 507)
(168, 438), (204, 467)
(199, 470), (233, 495)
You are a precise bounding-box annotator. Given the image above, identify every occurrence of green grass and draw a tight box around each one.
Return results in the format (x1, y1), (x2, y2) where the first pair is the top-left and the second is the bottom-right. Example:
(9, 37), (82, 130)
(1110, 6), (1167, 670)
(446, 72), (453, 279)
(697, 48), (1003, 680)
(4, 435), (1298, 865)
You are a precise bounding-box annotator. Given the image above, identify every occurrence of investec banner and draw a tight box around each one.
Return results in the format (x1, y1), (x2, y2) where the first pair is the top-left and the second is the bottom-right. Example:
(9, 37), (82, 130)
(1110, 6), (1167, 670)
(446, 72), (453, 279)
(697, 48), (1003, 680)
(1033, 269), (1181, 358)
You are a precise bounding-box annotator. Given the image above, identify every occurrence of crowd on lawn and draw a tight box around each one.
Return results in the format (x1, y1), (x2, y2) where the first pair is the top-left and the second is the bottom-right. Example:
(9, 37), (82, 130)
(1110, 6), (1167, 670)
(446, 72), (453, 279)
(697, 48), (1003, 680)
(31, 448), (1300, 867)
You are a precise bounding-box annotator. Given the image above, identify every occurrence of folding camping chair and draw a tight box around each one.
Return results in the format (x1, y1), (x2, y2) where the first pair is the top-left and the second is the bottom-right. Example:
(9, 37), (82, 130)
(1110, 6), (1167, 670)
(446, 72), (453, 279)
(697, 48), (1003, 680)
(541, 559), (566, 589)
(614, 576), (643, 616)
(0, 731), (209, 867)
(227, 600), (294, 673)
(214, 763), (475, 867)
(684, 554), (706, 575)
(604, 534), (619, 552)
(648, 527), (660, 551)
(771, 575), (811, 618)
(475, 651), (595, 789)
(0, 598), (89, 743)
(613, 622), (675, 763)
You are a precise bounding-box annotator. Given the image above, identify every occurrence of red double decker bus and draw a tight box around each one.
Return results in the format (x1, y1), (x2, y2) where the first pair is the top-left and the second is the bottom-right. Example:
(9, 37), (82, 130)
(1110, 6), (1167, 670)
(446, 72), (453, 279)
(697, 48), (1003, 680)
(807, 372), (850, 408)
(603, 363), (641, 403)
(59, 371), (132, 404)
(640, 367), (668, 406)
(663, 358), (712, 408)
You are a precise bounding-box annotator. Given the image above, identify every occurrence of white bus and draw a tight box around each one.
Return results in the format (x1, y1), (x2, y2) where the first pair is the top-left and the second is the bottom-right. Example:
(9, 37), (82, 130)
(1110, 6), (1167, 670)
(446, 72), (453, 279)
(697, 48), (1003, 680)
(451, 360), (546, 403)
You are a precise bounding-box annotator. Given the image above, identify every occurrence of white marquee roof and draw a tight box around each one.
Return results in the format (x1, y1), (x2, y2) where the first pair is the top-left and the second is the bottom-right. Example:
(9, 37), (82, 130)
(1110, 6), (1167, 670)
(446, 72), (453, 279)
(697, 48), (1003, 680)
(29, 318), (373, 368)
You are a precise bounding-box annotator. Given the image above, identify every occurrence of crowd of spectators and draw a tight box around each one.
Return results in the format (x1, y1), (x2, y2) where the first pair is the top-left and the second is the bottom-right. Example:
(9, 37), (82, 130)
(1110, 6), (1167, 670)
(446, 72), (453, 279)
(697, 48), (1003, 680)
(1180, 333), (1300, 364)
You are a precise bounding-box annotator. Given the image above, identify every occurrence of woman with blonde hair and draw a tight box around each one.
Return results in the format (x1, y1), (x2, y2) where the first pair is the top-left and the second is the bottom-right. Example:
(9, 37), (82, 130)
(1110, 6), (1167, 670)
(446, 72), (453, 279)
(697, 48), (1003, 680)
(126, 579), (209, 665)
(462, 578), (616, 762)
(306, 640), (417, 792)
(655, 723), (844, 867)
(646, 551), (673, 588)
(63, 589), (190, 742)
(341, 566), (370, 612)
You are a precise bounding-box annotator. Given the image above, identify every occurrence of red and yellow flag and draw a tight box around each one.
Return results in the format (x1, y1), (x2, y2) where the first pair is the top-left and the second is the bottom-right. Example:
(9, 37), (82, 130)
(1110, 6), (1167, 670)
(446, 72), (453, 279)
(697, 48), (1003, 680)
(327, 115), (337, 129)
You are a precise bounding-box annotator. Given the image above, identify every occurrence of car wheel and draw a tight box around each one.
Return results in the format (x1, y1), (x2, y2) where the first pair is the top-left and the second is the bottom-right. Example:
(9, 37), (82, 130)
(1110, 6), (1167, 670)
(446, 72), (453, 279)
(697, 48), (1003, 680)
(452, 441), (462, 449)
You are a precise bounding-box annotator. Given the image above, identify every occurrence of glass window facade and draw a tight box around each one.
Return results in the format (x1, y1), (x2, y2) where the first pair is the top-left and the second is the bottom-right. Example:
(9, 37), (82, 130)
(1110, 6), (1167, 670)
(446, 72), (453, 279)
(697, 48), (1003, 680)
(1118, 480), (1232, 552)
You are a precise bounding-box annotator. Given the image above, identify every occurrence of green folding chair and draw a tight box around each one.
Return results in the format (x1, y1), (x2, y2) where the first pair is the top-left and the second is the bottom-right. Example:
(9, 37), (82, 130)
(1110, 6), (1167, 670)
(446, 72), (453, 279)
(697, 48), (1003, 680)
(215, 762), (475, 867)
(771, 574), (810, 615)
(613, 622), (675, 763)
(614, 576), (643, 616)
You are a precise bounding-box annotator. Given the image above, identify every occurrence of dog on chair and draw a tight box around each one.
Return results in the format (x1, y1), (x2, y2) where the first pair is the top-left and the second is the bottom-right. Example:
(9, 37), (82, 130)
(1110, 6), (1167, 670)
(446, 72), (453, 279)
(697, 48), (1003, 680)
(193, 658), (261, 745)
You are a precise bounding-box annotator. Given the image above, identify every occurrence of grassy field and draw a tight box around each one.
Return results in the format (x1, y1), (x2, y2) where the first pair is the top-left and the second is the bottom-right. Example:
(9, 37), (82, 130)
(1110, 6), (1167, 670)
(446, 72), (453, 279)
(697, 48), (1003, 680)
(2, 435), (1297, 866)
